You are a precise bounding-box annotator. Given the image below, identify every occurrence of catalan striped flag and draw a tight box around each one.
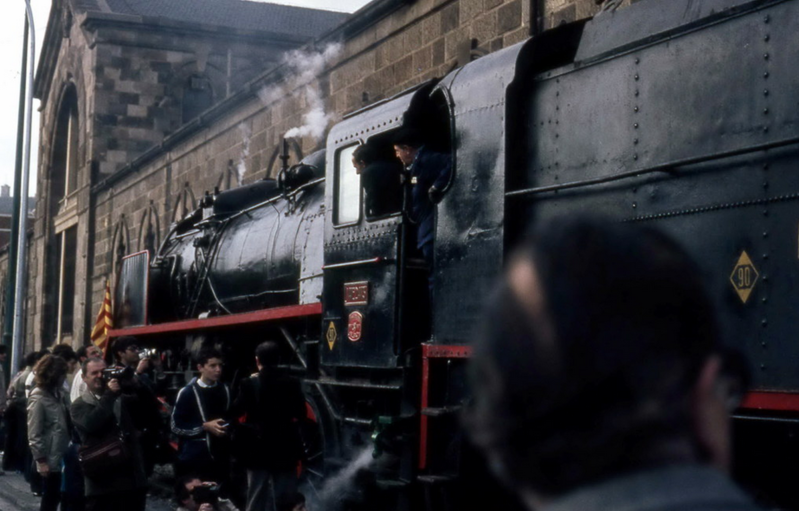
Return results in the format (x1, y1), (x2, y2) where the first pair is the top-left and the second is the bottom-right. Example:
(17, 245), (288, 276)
(91, 279), (113, 355)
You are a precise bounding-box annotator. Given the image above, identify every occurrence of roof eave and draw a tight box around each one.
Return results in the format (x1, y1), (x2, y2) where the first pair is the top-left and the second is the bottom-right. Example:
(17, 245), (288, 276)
(80, 10), (316, 46)
(323, 0), (416, 42)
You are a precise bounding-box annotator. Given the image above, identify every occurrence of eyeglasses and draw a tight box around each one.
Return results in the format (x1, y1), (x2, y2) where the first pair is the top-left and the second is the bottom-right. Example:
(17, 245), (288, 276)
(126, 346), (140, 352)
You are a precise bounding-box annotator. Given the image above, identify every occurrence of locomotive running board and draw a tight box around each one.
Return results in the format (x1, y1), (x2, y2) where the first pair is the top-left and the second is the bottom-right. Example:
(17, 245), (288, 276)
(107, 302), (322, 339)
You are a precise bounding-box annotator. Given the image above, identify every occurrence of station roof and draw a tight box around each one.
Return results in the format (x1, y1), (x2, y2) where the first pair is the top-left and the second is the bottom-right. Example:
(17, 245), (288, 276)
(71, 0), (349, 39)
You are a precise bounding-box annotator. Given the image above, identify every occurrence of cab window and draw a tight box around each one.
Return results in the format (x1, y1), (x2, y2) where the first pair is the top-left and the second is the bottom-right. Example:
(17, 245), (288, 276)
(335, 144), (361, 225)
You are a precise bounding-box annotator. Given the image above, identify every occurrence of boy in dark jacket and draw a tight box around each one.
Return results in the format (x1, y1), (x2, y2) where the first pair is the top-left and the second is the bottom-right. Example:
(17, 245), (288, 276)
(171, 347), (232, 490)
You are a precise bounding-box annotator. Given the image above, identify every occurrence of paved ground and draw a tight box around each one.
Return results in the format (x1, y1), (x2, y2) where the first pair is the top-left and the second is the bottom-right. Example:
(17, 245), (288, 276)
(0, 470), (174, 511)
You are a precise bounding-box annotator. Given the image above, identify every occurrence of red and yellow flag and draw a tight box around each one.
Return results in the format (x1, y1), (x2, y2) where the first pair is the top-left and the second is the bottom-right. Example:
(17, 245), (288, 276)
(90, 279), (113, 355)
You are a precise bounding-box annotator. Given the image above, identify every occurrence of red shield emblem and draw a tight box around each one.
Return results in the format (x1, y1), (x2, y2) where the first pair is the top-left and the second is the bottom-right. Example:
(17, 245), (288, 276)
(348, 311), (363, 342)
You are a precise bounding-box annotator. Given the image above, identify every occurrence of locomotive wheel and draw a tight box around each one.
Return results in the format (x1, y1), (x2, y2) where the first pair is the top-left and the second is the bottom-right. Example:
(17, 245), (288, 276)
(298, 391), (334, 503)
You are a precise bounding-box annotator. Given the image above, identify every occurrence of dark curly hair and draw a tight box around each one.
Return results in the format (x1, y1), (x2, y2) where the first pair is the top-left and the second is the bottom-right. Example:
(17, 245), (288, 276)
(465, 216), (729, 498)
(33, 354), (69, 391)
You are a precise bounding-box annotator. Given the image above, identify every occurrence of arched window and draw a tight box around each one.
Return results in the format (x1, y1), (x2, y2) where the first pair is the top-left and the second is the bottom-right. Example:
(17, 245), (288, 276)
(172, 183), (197, 223)
(138, 201), (161, 255)
(111, 216), (131, 277)
(51, 86), (79, 206)
(45, 85), (80, 344)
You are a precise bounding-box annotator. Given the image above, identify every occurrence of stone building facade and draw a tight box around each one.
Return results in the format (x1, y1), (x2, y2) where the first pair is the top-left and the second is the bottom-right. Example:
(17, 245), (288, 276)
(21, 0), (346, 347)
(16, 0), (632, 350)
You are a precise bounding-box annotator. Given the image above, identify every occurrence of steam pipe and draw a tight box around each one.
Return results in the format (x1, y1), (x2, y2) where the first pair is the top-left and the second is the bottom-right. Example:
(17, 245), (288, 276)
(276, 138), (290, 190)
(11, 0), (34, 372)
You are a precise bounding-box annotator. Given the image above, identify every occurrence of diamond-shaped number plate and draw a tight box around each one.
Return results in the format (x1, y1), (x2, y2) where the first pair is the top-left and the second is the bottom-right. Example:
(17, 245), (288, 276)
(326, 321), (337, 350)
(730, 250), (759, 304)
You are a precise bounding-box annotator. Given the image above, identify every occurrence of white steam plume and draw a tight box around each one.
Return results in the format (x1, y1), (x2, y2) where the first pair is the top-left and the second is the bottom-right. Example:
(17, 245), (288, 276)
(318, 446), (375, 507)
(236, 123), (251, 186)
(257, 44), (343, 141)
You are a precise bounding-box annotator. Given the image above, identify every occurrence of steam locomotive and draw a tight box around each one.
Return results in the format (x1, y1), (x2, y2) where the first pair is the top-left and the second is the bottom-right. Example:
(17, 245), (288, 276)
(111, 0), (799, 508)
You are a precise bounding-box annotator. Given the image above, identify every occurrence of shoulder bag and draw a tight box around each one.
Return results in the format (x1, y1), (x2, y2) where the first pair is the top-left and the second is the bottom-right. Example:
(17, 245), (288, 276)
(78, 435), (131, 477)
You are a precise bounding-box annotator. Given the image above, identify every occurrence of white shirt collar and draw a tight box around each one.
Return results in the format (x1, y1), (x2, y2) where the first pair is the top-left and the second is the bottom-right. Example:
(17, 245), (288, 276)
(196, 378), (217, 388)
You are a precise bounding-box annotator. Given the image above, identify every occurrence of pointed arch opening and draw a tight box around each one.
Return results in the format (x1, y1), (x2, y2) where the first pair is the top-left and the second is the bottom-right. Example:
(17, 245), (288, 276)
(51, 85), (80, 209)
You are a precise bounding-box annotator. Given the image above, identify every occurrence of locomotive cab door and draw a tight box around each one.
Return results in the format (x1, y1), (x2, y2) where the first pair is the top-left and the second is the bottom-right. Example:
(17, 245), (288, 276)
(322, 82), (452, 369)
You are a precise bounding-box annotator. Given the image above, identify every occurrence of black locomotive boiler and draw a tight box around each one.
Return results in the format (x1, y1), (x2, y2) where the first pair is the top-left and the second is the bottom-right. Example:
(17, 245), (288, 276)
(111, 0), (799, 508)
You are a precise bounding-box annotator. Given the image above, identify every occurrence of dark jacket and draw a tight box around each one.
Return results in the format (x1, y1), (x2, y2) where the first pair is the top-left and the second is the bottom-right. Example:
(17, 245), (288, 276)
(171, 378), (231, 462)
(8, 367), (30, 410)
(232, 371), (306, 470)
(409, 147), (452, 247)
(542, 465), (761, 511)
(362, 160), (402, 218)
(113, 365), (163, 471)
(70, 390), (148, 496)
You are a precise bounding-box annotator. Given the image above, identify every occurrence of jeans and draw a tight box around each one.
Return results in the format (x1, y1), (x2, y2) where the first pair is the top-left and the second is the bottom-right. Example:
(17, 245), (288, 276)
(40, 471), (62, 511)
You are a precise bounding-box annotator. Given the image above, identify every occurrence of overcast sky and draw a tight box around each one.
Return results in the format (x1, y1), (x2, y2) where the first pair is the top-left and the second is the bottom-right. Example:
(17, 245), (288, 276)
(0, 0), (371, 197)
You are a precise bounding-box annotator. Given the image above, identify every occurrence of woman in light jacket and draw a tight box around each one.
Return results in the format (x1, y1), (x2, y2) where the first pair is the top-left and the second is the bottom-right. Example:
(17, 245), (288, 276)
(27, 354), (71, 511)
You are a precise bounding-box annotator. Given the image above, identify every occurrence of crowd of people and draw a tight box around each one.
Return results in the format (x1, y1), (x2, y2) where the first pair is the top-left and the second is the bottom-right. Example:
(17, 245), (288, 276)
(0, 338), (308, 511)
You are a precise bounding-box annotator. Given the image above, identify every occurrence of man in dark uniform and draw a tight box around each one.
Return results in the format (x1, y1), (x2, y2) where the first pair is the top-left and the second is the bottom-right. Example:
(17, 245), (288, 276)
(393, 128), (452, 289)
(352, 142), (403, 218)
(465, 217), (760, 511)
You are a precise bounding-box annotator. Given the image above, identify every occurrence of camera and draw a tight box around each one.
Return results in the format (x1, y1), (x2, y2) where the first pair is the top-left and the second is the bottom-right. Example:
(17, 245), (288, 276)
(102, 365), (135, 383)
(140, 347), (158, 360)
(191, 483), (220, 505)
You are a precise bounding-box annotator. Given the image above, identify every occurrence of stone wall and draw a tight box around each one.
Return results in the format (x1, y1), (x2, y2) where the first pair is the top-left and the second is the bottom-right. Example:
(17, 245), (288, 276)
(88, 21), (292, 176)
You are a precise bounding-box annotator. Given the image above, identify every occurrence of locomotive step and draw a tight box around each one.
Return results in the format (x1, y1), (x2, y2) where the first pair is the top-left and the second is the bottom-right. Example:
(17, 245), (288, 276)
(421, 406), (462, 417)
(306, 377), (402, 390)
(417, 475), (456, 485)
(375, 479), (410, 489)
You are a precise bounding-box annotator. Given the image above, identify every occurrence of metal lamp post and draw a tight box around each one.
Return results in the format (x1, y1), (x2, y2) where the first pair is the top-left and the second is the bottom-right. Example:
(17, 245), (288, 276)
(10, 0), (35, 372)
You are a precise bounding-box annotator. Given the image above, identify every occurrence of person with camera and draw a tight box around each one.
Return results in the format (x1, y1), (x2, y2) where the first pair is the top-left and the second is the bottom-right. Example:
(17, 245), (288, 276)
(175, 475), (239, 511)
(27, 354), (72, 511)
(171, 347), (232, 491)
(110, 336), (164, 474)
(70, 357), (148, 511)
(69, 345), (103, 404)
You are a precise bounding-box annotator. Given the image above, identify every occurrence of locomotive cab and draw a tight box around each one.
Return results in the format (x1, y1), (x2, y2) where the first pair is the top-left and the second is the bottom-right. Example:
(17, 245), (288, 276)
(323, 81), (452, 369)
(317, 82), (456, 504)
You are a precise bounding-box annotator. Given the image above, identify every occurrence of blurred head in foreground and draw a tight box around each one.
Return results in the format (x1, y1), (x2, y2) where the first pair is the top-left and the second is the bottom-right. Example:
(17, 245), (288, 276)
(466, 217), (746, 507)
